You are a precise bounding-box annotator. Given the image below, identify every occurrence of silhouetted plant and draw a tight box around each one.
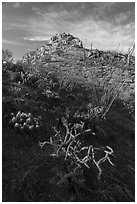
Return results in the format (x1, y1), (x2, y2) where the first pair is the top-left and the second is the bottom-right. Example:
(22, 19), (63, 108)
(2, 49), (14, 63)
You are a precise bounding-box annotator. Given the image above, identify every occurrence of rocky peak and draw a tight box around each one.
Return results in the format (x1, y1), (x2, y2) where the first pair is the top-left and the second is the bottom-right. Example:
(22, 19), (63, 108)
(49, 32), (83, 48)
(21, 33), (85, 64)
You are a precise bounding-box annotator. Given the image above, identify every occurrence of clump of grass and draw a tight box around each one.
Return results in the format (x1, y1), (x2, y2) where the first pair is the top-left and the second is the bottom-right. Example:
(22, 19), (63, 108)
(85, 61), (132, 120)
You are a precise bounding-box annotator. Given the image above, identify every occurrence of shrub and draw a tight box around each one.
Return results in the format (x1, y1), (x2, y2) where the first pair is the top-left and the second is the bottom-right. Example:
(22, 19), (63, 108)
(2, 49), (14, 64)
(85, 65), (129, 119)
(39, 118), (114, 196)
(9, 111), (41, 131)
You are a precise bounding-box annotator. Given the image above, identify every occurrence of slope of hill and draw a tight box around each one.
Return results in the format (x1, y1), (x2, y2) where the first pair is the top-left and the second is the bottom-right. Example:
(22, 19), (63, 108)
(21, 32), (134, 66)
(2, 33), (135, 202)
(20, 32), (135, 100)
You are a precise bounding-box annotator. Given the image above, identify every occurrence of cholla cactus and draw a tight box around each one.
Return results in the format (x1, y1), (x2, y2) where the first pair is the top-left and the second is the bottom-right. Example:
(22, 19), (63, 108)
(9, 111), (41, 131)
(39, 119), (114, 185)
(87, 103), (104, 118)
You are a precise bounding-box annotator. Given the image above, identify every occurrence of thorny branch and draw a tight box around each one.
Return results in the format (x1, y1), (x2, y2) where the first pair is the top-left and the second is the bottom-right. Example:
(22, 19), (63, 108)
(39, 121), (114, 183)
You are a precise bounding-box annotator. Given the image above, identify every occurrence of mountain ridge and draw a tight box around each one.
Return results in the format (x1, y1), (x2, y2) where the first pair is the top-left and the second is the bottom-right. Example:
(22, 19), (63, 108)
(21, 32), (86, 64)
(20, 32), (135, 68)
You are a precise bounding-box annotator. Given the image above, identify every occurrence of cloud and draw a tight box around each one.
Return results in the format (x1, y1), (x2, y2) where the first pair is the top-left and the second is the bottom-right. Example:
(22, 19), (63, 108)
(31, 2), (134, 26)
(3, 2), (135, 54)
(21, 6), (134, 53)
(23, 37), (49, 42)
(32, 7), (44, 17)
(68, 19), (134, 52)
(2, 27), (11, 32)
(13, 2), (20, 8)
(2, 39), (26, 46)
(93, 2), (134, 24)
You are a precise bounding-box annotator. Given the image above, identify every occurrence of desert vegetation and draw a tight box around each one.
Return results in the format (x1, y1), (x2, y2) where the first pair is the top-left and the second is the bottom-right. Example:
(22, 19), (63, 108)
(2, 33), (135, 201)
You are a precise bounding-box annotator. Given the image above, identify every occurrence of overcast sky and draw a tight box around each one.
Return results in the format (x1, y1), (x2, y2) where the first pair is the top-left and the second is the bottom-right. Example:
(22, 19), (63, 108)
(2, 2), (135, 60)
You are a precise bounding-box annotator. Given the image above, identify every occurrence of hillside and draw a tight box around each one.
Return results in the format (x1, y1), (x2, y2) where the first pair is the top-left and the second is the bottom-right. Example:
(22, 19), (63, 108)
(20, 32), (134, 99)
(2, 33), (135, 202)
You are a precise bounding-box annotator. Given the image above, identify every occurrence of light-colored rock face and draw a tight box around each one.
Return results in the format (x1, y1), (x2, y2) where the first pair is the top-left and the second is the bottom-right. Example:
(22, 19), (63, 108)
(20, 32), (134, 67)
(49, 32), (83, 49)
(20, 32), (84, 65)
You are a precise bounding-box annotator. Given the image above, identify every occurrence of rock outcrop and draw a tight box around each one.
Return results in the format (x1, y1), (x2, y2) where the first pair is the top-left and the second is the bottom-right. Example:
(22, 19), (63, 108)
(20, 32), (135, 73)
(21, 32), (85, 65)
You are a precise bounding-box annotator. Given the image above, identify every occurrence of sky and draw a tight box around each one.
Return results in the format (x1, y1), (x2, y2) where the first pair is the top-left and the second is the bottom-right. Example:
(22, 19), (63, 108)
(2, 2), (135, 61)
